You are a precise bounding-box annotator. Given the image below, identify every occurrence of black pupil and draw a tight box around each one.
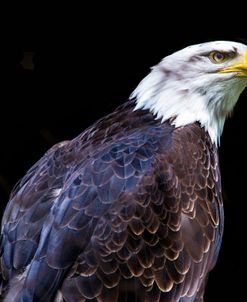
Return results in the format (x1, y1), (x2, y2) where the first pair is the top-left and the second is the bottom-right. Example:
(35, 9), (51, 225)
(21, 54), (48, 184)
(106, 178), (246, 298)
(215, 52), (224, 61)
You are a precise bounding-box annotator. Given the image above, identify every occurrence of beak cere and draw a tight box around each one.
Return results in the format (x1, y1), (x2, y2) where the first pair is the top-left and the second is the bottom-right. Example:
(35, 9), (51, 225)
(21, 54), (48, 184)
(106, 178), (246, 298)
(219, 50), (247, 77)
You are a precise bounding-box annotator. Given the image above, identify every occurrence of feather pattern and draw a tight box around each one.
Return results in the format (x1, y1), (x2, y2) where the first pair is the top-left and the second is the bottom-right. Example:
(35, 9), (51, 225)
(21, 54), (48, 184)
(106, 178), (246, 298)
(0, 101), (223, 301)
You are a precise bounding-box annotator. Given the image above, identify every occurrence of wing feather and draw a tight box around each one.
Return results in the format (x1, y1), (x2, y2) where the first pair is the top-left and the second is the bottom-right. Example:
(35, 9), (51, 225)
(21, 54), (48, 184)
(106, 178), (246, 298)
(0, 104), (223, 302)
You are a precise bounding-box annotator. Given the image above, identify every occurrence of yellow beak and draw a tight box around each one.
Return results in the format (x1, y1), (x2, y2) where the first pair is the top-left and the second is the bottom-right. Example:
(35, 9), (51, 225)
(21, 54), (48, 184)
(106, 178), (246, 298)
(219, 50), (247, 77)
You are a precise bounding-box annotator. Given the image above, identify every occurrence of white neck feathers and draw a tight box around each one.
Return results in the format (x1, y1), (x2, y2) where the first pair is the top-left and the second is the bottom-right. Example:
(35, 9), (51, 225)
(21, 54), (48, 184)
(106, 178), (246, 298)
(131, 66), (245, 146)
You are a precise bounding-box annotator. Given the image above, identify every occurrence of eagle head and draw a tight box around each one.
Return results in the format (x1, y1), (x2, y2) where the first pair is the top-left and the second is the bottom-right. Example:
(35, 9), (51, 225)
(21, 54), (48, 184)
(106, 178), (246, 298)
(132, 41), (247, 145)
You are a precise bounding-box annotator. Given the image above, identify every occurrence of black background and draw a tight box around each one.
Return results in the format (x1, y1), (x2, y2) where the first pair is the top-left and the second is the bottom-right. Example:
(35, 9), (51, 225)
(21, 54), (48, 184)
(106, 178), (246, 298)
(1, 6), (246, 301)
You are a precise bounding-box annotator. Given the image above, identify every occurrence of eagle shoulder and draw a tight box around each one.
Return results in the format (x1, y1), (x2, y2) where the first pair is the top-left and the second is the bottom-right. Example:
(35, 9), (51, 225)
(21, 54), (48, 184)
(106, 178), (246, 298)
(0, 106), (223, 302)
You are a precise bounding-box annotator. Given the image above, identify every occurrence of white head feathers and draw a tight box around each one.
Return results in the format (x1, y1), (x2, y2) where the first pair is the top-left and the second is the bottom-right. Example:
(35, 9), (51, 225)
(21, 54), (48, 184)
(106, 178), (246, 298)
(131, 41), (247, 145)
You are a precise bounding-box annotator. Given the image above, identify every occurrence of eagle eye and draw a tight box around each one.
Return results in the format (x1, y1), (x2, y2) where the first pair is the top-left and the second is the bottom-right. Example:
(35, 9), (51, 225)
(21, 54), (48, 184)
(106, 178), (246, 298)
(209, 51), (228, 64)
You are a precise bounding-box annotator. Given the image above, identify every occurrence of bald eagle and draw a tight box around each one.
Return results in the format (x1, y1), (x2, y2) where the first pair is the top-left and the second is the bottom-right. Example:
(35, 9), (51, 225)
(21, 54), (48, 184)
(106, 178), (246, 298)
(1, 41), (247, 302)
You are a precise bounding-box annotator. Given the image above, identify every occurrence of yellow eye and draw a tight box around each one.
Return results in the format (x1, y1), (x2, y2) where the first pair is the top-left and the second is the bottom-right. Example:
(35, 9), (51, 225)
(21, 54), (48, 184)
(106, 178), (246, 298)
(209, 51), (227, 64)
